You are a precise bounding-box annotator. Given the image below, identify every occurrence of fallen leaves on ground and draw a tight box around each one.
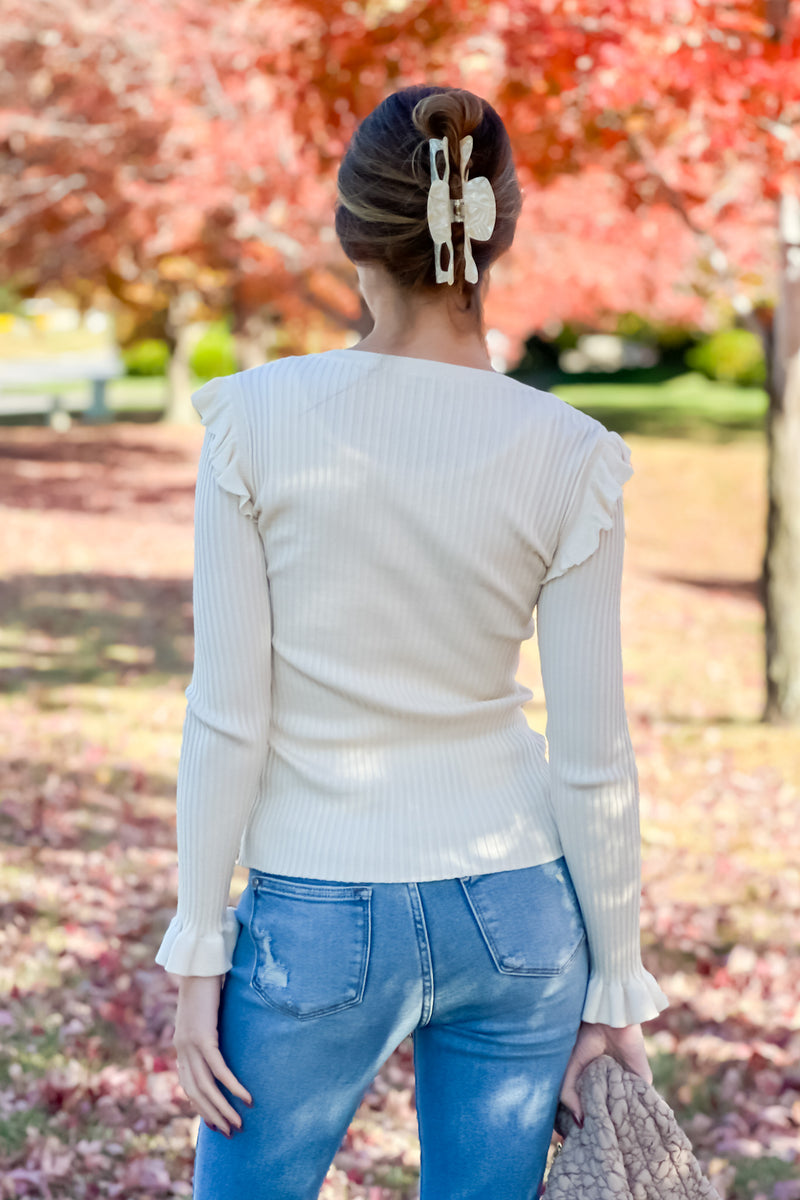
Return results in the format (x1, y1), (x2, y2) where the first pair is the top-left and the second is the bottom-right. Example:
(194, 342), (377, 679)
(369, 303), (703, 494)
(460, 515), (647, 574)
(0, 426), (797, 1199)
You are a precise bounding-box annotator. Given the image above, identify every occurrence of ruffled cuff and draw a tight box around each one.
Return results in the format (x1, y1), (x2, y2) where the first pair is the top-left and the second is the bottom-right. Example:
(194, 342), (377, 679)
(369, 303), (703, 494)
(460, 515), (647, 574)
(154, 906), (242, 977)
(581, 965), (669, 1026)
(543, 431), (633, 584)
(191, 375), (256, 520)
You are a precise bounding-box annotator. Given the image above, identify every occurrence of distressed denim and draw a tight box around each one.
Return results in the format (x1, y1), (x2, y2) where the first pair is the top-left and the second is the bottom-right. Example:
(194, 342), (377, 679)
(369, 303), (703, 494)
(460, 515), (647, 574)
(192, 856), (589, 1200)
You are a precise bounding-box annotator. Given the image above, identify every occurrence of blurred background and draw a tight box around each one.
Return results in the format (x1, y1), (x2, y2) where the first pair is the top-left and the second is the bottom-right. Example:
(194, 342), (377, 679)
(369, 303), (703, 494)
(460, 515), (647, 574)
(1, 2), (799, 1197)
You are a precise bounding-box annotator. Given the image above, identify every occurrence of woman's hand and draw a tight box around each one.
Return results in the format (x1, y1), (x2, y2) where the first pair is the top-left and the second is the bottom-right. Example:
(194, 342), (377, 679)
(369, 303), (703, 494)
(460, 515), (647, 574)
(559, 1021), (652, 1125)
(171, 974), (253, 1136)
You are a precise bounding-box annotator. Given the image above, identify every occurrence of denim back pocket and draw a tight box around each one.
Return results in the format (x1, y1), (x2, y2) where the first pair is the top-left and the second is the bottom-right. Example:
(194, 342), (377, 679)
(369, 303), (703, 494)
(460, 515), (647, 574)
(247, 874), (372, 1020)
(459, 857), (586, 977)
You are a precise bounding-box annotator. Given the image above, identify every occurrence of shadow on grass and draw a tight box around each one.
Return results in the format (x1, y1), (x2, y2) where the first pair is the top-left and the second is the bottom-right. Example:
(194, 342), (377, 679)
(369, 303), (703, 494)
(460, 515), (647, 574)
(0, 432), (195, 515)
(650, 713), (766, 728)
(0, 571), (193, 692)
(655, 574), (764, 603)
(0, 433), (185, 465)
(0, 407), (168, 428)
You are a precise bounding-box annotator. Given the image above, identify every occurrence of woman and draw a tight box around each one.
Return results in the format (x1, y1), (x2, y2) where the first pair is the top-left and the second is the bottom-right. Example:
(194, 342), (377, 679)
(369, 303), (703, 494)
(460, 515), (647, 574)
(155, 84), (669, 1199)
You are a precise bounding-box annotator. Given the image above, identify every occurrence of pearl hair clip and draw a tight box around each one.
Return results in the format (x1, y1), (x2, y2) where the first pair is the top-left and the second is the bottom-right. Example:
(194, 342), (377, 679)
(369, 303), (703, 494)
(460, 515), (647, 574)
(426, 134), (497, 285)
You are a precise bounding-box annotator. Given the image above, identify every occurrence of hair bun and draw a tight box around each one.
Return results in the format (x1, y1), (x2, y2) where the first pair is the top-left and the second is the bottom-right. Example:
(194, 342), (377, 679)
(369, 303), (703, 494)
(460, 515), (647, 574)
(412, 89), (484, 147)
(335, 85), (521, 308)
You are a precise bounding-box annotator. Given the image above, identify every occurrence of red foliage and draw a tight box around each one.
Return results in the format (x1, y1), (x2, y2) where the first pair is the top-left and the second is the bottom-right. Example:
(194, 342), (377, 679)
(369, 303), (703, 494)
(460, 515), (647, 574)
(2, 3), (798, 342)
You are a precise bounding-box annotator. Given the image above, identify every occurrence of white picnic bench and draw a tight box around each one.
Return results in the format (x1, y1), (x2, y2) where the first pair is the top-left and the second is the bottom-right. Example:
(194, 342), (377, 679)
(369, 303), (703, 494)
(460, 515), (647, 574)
(0, 349), (126, 422)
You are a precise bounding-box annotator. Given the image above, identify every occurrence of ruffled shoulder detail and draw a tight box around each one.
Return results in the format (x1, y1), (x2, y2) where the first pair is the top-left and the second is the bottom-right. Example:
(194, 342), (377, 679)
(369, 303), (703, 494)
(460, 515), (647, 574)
(542, 430), (633, 585)
(191, 374), (256, 520)
(154, 907), (242, 977)
(581, 965), (670, 1026)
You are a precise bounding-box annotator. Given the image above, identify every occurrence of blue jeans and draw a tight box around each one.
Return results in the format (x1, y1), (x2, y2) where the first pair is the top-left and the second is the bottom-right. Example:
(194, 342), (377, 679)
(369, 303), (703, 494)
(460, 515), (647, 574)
(193, 856), (589, 1200)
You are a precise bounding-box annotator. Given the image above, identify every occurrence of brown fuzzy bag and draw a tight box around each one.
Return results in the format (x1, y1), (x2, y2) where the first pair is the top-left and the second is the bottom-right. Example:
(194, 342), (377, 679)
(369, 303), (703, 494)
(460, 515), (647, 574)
(546, 1055), (721, 1199)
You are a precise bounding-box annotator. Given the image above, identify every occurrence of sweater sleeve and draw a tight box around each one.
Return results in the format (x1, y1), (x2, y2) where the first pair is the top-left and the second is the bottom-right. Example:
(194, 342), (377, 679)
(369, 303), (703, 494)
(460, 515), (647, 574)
(536, 477), (669, 1026)
(154, 375), (272, 977)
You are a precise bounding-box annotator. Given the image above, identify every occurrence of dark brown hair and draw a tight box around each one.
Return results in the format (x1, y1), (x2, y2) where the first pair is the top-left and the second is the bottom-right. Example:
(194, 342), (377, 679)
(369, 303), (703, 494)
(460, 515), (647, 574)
(335, 85), (521, 317)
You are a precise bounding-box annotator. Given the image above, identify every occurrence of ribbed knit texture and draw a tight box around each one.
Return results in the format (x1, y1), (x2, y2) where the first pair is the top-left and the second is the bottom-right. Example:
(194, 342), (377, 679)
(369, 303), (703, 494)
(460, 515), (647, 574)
(154, 348), (669, 1026)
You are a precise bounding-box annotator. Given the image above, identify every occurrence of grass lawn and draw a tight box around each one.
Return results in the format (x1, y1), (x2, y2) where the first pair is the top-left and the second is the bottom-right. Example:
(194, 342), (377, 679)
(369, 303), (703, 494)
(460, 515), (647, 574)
(2, 354), (770, 439)
(0, 383), (797, 1198)
(510, 365), (768, 441)
(555, 372), (767, 440)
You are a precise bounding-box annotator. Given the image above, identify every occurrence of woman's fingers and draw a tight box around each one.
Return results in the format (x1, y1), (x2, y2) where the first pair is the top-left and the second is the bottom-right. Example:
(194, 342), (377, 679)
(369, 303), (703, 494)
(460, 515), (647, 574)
(171, 975), (249, 1136)
(559, 1022), (653, 1135)
(187, 1044), (244, 1133)
(177, 1044), (243, 1135)
(559, 1022), (606, 1121)
(561, 1094), (585, 1128)
(178, 1051), (231, 1135)
(204, 1043), (253, 1107)
(558, 1065), (584, 1127)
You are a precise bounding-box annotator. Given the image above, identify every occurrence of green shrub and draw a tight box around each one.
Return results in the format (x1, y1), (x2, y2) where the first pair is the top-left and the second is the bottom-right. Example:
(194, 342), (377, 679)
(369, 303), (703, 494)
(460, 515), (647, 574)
(190, 321), (237, 380)
(122, 338), (170, 377)
(685, 328), (766, 387)
(615, 313), (694, 351)
(731, 1154), (798, 1198)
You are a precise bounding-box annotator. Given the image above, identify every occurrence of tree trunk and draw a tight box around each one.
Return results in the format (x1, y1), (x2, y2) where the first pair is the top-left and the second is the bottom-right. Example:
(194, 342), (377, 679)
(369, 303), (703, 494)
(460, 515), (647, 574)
(763, 192), (800, 723)
(165, 291), (200, 424)
(234, 309), (275, 371)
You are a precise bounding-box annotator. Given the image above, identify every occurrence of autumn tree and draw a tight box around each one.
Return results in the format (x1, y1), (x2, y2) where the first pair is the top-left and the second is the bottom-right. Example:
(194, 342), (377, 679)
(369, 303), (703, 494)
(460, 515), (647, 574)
(0, 1), (364, 418)
(0, 1), (206, 419)
(488, 0), (800, 721)
(4, 0), (487, 416)
(235, 0), (799, 720)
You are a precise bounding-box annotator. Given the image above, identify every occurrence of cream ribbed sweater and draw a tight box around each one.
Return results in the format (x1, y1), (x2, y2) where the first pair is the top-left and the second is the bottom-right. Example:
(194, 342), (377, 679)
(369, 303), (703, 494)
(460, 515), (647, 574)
(154, 348), (669, 1027)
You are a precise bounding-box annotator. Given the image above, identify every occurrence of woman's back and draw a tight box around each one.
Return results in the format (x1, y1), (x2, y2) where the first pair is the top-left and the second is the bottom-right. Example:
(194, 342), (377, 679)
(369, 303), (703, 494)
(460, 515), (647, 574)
(194, 347), (632, 884)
